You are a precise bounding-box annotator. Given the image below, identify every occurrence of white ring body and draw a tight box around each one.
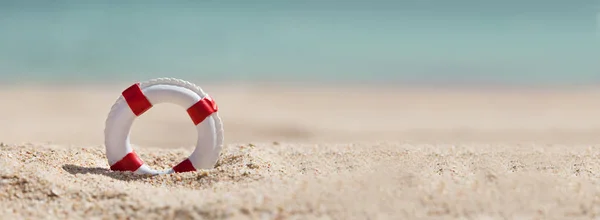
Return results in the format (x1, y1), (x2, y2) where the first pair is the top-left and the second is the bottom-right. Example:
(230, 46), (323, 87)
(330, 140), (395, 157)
(104, 78), (223, 175)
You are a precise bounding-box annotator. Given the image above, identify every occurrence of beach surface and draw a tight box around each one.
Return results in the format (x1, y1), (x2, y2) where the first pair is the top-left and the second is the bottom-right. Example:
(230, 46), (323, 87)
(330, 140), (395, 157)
(1, 82), (600, 219)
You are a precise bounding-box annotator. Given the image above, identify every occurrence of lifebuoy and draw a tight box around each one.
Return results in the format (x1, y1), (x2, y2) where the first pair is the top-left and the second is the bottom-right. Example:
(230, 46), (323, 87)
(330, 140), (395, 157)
(104, 78), (224, 175)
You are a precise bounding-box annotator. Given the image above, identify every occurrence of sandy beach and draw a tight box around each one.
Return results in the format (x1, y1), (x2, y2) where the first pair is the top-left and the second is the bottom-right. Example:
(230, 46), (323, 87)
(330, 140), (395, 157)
(2, 82), (600, 219)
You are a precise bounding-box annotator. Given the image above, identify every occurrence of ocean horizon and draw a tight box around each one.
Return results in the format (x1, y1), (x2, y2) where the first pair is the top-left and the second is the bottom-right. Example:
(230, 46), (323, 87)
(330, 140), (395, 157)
(0, 1), (598, 86)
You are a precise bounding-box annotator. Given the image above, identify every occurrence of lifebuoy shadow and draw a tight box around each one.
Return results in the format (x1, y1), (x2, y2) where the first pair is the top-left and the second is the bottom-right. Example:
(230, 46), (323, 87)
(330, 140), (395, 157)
(62, 164), (153, 181)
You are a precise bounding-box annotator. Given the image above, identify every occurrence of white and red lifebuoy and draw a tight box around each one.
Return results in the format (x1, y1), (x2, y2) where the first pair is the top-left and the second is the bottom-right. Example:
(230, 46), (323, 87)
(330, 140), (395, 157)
(104, 78), (224, 175)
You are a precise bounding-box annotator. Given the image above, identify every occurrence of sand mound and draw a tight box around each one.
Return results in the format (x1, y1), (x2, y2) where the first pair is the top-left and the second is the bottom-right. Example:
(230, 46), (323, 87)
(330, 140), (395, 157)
(4, 142), (600, 219)
(3, 142), (600, 219)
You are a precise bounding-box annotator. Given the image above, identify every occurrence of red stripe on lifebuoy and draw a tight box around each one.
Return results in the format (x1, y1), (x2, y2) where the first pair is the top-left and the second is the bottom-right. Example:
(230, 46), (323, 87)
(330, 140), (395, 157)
(172, 158), (196, 173)
(187, 96), (218, 125)
(110, 152), (144, 172)
(122, 83), (153, 116)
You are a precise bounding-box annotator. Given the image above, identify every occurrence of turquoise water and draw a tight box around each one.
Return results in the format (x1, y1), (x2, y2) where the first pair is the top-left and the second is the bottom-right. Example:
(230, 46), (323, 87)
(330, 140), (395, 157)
(0, 1), (598, 85)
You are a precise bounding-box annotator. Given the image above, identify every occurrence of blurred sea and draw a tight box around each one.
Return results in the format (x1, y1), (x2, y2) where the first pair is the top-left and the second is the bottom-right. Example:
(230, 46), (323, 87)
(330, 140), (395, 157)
(0, 1), (598, 86)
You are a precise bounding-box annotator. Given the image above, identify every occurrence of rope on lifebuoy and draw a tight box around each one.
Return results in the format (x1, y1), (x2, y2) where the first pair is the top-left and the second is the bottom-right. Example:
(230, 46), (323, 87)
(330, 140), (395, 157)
(104, 78), (224, 175)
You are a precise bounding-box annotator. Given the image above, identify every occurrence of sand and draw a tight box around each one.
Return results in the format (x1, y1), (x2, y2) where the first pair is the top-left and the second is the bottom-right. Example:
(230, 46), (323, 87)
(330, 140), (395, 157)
(1, 82), (600, 219)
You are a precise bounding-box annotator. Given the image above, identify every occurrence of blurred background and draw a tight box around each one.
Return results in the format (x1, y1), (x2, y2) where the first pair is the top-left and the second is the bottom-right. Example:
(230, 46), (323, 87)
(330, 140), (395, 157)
(0, 0), (598, 86)
(0, 1), (599, 147)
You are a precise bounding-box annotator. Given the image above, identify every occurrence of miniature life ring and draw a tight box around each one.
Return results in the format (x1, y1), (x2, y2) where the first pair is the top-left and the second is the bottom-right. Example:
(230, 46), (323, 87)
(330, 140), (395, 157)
(104, 78), (224, 175)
